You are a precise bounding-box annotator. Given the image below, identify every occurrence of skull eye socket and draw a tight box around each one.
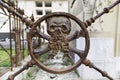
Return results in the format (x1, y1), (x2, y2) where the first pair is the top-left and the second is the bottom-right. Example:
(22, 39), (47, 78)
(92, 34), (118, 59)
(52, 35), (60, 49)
(61, 25), (70, 33)
(49, 25), (56, 32)
(61, 25), (67, 30)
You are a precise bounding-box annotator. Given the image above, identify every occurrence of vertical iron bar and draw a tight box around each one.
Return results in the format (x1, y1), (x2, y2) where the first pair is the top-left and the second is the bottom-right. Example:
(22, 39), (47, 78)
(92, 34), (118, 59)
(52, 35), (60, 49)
(22, 22), (25, 59)
(9, 12), (13, 71)
(14, 14), (17, 66)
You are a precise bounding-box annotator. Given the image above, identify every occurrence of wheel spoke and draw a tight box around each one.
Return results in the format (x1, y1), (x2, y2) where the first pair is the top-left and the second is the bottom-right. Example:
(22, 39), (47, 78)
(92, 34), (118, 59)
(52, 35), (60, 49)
(33, 29), (50, 40)
(67, 30), (84, 42)
(29, 12), (90, 74)
(69, 47), (85, 58)
(33, 45), (50, 56)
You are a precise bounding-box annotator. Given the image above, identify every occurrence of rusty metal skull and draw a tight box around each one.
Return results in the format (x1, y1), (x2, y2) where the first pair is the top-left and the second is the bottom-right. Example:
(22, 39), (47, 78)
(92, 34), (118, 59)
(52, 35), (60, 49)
(46, 16), (71, 57)
(46, 16), (71, 37)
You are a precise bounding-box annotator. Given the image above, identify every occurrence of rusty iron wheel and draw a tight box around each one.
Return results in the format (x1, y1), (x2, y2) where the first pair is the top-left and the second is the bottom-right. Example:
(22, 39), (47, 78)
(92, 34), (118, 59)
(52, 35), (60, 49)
(28, 12), (90, 74)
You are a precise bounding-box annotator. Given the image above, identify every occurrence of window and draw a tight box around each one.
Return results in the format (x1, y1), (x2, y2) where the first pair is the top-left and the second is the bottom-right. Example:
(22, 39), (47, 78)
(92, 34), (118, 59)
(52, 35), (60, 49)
(36, 1), (42, 7)
(45, 10), (52, 14)
(45, 2), (52, 7)
(36, 10), (43, 15)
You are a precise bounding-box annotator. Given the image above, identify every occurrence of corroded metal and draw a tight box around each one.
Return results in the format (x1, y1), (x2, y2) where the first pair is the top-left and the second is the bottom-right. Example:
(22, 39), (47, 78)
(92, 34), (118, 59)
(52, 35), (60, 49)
(0, 43), (10, 56)
(83, 0), (120, 27)
(83, 59), (114, 80)
(0, 0), (120, 80)
(7, 60), (36, 80)
(29, 12), (90, 74)
(46, 16), (71, 57)
(0, 0), (34, 27)
(9, 12), (13, 71)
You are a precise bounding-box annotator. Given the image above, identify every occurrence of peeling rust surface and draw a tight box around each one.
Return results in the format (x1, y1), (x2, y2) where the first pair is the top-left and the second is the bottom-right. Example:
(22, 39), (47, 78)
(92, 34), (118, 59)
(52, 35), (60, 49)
(0, 0), (120, 80)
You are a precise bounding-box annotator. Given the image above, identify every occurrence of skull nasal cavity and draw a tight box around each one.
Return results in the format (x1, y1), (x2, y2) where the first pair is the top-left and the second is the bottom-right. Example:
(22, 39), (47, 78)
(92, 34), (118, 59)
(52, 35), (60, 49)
(55, 27), (62, 34)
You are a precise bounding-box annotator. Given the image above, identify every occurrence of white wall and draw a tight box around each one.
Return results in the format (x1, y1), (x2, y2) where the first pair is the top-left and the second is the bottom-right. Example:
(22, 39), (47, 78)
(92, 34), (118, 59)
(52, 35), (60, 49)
(76, 38), (120, 80)
(0, 10), (9, 33)
(69, 0), (120, 80)
(52, 1), (68, 12)
(0, 0), (68, 35)
(18, 1), (35, 17)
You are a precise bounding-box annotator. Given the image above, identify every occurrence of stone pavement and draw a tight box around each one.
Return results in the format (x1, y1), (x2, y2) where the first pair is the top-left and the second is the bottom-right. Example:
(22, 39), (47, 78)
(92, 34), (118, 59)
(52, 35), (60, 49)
(34, 52), (81, 80)
(35, 69), (81, 80)
(0, 52), (82, 80)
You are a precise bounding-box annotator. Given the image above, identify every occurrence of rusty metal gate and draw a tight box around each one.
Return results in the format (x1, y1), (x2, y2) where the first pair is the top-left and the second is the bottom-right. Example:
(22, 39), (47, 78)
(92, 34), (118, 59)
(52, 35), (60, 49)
(0, 0), (120, 80)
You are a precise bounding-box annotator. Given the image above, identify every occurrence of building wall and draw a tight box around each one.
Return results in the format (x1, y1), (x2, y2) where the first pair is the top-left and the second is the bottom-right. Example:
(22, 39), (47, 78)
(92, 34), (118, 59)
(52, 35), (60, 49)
(69, 0), (120, 79)
(0, 0), (68, 40)
(18, 0), (68, 19)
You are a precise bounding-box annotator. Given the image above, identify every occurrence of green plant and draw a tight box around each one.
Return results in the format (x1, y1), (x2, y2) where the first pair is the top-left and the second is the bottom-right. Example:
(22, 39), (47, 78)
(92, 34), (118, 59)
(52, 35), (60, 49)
(0, 48), (28, 67)
(0, 59), (10, 67)
(23, 66), (39, 80)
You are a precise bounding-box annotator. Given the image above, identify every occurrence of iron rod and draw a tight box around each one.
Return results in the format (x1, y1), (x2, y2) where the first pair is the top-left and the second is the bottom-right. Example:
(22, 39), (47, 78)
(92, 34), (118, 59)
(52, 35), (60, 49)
(9, 12), (13, 71)
(94, 0), (120, 20)
(92, 65), (114, 80)
(0, 0), (23, 19)
(0, 0), (34, 27)
(0, 43), (10, 56)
